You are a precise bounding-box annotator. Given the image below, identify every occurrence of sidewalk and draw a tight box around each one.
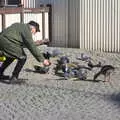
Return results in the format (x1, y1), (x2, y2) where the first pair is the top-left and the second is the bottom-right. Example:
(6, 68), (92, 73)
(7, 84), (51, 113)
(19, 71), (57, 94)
(0, 47), (120, 120)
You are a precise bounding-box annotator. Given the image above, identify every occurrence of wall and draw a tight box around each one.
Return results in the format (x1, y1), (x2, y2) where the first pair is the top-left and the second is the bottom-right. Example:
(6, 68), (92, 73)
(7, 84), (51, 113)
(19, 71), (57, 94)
(38, 0), (68, 47)
(78, 0), (120, 52)
(35, 0), (120, 52)
(68, 0), (80, 48)
(0, 7), (50, 41)
(21, 0), (36, 8)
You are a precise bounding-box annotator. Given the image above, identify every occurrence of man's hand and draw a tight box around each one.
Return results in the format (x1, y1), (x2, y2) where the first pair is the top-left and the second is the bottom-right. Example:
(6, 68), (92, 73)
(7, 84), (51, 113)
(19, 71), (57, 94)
(34, 39), (49, 46)
(43, 59), (51, 66)
(43, 39), (49, 43)
(34, 40), (44, 45)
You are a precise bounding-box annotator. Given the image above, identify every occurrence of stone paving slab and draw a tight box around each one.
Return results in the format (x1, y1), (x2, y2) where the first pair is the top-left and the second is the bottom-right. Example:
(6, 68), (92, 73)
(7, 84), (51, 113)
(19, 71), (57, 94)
(0, 47), (120, 120)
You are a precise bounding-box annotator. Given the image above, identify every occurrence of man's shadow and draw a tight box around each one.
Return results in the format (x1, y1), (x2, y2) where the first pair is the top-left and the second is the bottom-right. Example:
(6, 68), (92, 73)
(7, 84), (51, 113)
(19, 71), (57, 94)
(24, 68), (102, 82)
(0, 76), (28, 85)
(0, 79), (10, 84)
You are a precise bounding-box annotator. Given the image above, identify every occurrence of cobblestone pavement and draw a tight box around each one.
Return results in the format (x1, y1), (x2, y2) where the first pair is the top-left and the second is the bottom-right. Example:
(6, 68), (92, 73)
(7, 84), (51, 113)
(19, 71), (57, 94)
(0, 47), (120, 120)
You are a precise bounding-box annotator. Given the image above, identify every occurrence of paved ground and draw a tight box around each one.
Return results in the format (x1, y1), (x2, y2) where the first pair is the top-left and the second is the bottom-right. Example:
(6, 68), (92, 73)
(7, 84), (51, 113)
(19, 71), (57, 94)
(0, 47), (120, 120)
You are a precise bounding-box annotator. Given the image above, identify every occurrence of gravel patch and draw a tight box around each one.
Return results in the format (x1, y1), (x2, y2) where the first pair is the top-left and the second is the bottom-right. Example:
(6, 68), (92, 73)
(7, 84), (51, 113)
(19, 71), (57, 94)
(0, 47), (120, 120)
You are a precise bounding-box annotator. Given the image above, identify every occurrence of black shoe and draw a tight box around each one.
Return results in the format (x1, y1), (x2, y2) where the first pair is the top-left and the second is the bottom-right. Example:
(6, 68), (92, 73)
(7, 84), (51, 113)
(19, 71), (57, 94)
(10, 76), (27, 84)
(0, 75), (10, 80)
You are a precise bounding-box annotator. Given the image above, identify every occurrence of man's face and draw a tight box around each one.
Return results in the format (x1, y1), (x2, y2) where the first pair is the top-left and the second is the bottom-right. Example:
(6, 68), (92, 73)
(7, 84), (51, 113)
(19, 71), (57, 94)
(31, 26), (36, 34)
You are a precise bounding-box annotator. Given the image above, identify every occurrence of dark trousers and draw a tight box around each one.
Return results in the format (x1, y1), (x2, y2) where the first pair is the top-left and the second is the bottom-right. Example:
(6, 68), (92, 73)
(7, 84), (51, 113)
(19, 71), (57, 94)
(0, 56), (26, 78)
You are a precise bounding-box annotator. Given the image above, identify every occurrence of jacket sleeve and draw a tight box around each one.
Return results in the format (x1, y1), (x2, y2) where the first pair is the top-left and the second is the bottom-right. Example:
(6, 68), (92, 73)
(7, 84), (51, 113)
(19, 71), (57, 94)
(21, 25), (45, 62)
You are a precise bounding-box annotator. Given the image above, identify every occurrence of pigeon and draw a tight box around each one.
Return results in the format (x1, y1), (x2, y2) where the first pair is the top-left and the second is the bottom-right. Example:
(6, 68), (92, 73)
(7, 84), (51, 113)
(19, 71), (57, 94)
(93, 65), (115, 82)
(52, 49), (62, 57)
(34, 65), (49, 74)
(77, 68), (88, 80)
(43, 51), (51, 60)
(76, 53), (91, 62)
(59, 56), (70, 64)
(55, 56), (70, 74)
(87, 61), (102, 69)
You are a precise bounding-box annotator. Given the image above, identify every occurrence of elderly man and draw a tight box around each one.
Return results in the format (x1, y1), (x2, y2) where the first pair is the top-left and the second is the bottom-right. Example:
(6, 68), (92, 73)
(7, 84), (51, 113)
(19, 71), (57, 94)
(0, 21), (50, 83)
(32, 31), (49, 46)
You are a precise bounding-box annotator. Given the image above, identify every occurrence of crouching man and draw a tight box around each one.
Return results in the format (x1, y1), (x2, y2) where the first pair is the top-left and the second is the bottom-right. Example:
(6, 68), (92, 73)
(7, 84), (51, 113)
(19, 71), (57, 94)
(0, 21), (50, 83)
(32, 31), (50, 46)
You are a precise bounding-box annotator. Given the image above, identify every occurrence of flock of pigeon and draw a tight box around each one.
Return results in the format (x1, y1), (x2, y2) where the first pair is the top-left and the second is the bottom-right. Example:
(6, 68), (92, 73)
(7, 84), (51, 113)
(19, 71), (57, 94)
(34, 49), (115, 83)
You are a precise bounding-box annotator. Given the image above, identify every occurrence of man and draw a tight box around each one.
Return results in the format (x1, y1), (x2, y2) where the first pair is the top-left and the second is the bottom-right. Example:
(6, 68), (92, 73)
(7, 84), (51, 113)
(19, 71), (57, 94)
(0, 21), (50, 83)
(32, 31), (49, 46)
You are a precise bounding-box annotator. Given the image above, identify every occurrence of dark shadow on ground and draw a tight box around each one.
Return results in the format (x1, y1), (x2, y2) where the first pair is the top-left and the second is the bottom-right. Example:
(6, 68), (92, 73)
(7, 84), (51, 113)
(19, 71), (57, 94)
(109, 93), (120, 105)
(23, 68), (35, 73)
(0, 78), (28, 85)
(73, 79), (102, 82)
(24, 68), (103, 82)
(0, 79), (10, 84)
(24, 68), (49, 74)
(54, 76), (102, 82)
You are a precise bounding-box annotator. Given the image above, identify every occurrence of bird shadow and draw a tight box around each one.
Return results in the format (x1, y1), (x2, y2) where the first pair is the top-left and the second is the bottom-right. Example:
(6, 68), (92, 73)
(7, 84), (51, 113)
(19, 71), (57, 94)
(54, 72), (64, 77)
(73, 78), (102, 82)
(24, 68), (104, 83)
(54, 75), (103, 82)
(50, 72), (104, 82)
(23, 68), (35, 73)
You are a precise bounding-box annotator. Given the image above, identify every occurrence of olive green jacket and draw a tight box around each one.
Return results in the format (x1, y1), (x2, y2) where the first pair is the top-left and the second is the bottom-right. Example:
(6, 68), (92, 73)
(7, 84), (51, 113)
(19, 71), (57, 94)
(0, 23), (44, 62)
